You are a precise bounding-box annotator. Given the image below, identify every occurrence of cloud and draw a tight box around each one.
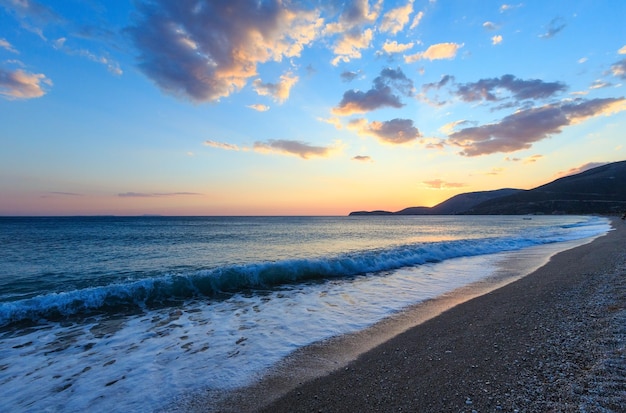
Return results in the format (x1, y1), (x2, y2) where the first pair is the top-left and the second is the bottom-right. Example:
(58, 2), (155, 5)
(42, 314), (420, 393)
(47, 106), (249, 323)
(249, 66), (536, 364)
(590, 80), (611, 90)
(0, 38), (18, 53)
(247, 104), (270, 112)
(409, 11), (423, 29)
(454, 74), (567, 102)
(128, 0), (322, 102)
(500, 3), (523, 13)
(556, 162), (609, 178)
(539, 17), (566, 39)
(332, 67), (413, 115)
(253, 139), (336, 159)
(317, 116), (343, 129)
(330, 28), (374, 66)
(204, 140), (240, 151)
(381, 40), (414, 54)
(47, 191), (83, 197)
(491, 35), (503, 45)
(348, 118), (420, 144)
(611, 58), (626, 79)
(380, 0), (414, 35)
(352, 155), (372, 162)
(253, 72), (298, 103)
(0, 68), (52, 99)
(619, 45), (626, 55)
(422, 179), (467, 189)
(483, 21), (497, 30)
(0, 0), (63, 39)
(53, 37), (122, 75)
(448, 97), (626, 156)
(439, 119), (470, 135)
(118, 192), (201, 197)
(340, 70), (360, 82)
(404, 42), (463, 63)
(325, 0), (382, 65)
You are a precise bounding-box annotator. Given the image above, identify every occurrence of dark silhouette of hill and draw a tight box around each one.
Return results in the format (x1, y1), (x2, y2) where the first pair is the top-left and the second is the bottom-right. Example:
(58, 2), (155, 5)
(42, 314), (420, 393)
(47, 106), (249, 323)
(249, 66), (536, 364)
(395, 188), (522, 215)
(349, 160), (626, 216)
(466, 160), (626, 214)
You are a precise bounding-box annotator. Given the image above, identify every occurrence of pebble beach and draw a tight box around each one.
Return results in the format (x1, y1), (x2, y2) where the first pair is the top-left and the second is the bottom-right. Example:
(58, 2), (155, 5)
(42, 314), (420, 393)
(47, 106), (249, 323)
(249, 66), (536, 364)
(209, 218), (625, 412)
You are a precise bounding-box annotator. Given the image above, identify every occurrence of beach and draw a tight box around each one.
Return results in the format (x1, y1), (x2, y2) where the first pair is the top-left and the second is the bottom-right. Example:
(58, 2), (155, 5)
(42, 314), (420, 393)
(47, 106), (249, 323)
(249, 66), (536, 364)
(208, 218), (625, 412)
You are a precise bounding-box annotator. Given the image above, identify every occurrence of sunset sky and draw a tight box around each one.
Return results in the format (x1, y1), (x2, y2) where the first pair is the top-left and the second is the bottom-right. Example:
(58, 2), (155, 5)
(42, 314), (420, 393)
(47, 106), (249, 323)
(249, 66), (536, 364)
(1, 0), (625, 216)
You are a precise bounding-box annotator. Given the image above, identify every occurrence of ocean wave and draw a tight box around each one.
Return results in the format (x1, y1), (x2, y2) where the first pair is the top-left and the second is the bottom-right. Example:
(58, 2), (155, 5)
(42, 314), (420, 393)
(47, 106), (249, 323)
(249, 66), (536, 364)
(0, 218), (610, 327)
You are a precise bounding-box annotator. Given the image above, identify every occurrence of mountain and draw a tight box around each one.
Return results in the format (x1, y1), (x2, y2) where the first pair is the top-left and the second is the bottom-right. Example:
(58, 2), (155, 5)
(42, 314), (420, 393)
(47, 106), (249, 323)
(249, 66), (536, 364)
(395, 188), (523, 215)
(349, 160), (626, 216)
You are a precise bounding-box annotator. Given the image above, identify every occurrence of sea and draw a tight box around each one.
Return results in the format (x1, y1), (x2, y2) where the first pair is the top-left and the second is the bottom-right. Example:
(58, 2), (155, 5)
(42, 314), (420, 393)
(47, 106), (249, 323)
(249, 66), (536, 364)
(0, 215), (612, 412)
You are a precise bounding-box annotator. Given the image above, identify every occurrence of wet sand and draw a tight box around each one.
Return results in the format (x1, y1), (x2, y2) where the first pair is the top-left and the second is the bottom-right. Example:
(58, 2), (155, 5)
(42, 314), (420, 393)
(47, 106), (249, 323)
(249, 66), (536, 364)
(188, 218), (625, 412)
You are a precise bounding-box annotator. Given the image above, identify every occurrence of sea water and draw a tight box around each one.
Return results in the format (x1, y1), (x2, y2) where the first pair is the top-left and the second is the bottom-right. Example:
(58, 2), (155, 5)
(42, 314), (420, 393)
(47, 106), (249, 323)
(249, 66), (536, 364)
(0, 215), (611, 412)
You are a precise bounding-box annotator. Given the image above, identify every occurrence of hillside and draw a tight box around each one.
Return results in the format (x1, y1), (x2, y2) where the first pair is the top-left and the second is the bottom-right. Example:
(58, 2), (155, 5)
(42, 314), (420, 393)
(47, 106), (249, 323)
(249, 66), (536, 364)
(349, 160), (626, 216)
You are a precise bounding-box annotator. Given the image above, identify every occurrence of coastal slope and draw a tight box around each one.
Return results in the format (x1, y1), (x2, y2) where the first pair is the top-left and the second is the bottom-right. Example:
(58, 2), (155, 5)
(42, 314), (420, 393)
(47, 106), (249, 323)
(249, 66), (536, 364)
(350, 160), (626, 215)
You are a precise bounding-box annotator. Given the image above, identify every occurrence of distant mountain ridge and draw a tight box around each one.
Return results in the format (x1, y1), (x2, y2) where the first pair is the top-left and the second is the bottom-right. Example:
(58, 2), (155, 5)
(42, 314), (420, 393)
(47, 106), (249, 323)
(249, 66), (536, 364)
(349, 160), (626, 216)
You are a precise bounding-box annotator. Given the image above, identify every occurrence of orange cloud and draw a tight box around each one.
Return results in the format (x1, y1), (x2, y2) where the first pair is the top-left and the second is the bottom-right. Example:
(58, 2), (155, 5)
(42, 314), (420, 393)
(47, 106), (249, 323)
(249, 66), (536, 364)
(381, 40), (414, 54)
(0, 68), (52, 99)
(253, 73), (299, 103)
(404, 42), (463, 63)
(380, 0), (414, 35)
(253, 139), (338, 159)
(247, 104), (270, 112)
(422, 179), (467, 189)
(204, 140), (240, 151)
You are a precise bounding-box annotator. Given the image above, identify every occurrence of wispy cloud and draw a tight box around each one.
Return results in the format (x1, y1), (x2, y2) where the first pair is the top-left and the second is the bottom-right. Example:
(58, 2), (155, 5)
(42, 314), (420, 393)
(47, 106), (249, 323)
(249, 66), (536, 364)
(619, 45), (626, 55)
(555, 162), (609, 178)
(352, 155), (373, 162)
(422, 179), (467, 189)
(247, 104), (270, 112)
(204, 140), (240, 151)
(409, 11), (424, 30)
(0, 0), (63, 40)
(118, 192), (201, 198)
(43, 191), (83, 197)
(404, 42), (463, 63)
(253, 73), (299, 104)
(380, 0), (414, 35)
(500, 3), (523, 13)
(491, 35), (503, 45)
(253, 139), (337, 159)
(448, 97), (626, 156)
(348, 118), (420, 144)
(611, 59), (626, 79)
(483, 21), (498, 30)
(317, 116), (343, 129)
(0, 68), (52, 99)
(128, 0), (322, 102)
(332, 67), (413, 115)
(53, 37), (122, 75)
(539, 17), (566, 39)
(0, 38), (18, 53)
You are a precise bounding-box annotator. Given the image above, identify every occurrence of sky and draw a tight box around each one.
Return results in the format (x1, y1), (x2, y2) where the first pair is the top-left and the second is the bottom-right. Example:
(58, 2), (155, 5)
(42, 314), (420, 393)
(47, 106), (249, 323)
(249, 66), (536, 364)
(1, 0), (625, 216)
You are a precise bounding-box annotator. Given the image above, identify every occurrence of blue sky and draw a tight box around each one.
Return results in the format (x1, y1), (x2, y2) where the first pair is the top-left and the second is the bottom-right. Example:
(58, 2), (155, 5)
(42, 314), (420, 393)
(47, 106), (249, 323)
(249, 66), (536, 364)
(1, 0), (625, 215)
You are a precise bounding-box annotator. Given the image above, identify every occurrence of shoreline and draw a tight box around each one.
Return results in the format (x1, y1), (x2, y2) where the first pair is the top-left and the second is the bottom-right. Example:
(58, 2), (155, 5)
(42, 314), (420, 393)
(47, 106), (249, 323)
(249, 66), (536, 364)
(179, 218), (625, 412)
(258, 218), (625, 412)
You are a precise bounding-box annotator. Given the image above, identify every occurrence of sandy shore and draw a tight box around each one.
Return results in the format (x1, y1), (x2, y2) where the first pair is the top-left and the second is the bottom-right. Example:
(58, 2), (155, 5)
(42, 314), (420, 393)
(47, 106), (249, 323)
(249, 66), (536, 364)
(187, 218), (625, 412)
